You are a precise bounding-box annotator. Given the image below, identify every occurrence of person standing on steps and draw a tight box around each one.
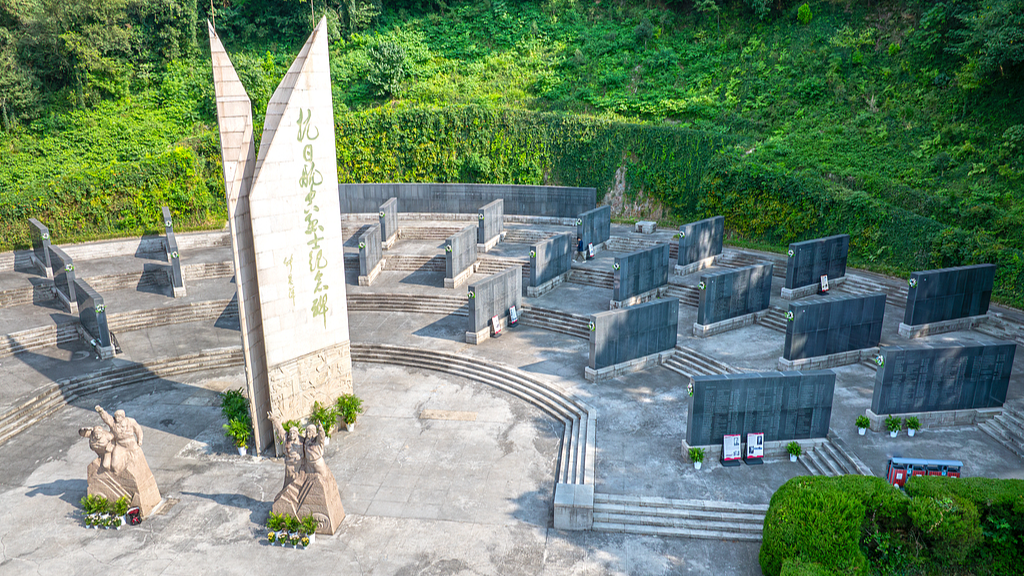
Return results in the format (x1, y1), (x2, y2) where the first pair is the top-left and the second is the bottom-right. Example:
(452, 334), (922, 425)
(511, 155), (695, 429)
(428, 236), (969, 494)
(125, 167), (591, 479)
(577, 236), (585, 262)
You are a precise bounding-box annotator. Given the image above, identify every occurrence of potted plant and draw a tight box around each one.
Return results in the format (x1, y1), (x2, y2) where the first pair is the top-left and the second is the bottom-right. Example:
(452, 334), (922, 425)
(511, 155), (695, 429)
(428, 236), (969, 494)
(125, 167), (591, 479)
(81, 494), (110, 528)
(906, 416), (921, 437)
(335, 394), (364, 431)
(301, 535), (311, 549)
(787, 441), (802, 462)
(267, 531), (276, 545)
(856, 415), (870, 436)
(300, 515), (317, 545)
(113, 496), (129, 528)
(286, 514), (302, 545)
(223, 418), (251, 455)
(309, 401), (338, 444)
(267, 512), (287, 546)
(885, 415), (901, 438)
(688, 447), (705, 470)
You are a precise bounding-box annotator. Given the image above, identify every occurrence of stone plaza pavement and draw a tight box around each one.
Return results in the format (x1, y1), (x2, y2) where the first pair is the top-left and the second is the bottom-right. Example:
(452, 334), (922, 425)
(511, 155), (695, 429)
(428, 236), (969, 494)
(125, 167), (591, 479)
(0, 220), (1022, 575)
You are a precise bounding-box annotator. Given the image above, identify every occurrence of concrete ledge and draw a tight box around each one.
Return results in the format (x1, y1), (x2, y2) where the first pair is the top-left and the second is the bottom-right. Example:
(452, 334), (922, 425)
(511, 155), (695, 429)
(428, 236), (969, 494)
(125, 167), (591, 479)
(358, 259), (385, 287)
(681, 437), (826, 466)
(553, 483), (594, 531)
(477, 234), (501, 253)
(465, 314), (515, 345)
(171, 286), (187, 298)
(585, 350), (674, 382)
(609, 285), (668, 310)
(865, 407), (1002, 432)
(780, 275), (847, 300)
(898, 314), (988, 338)
(444, 264), (476, 289)
(673, 256), (718, 277)
(526, 271), (571, 298)
(777, 347), (879, 371)
(382, 234), (397, 250)
(693, 309), (768, 338)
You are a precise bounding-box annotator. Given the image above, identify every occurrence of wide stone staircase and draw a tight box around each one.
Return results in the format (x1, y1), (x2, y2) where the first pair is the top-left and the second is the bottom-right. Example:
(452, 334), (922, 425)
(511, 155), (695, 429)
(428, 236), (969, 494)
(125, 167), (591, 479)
(716, 250), (786, 278)
(662, 346), (742, 379)
(979, 401), (1024, 459)
(569, 265), (613, 290)
(476, 256), (530, 280)
(502, 229), (557, 245)
(379, 254), (446, 273)
(800, 434), (872, 476)
(347, 293), (469, 316)
(398, 226), (466, 241)
(835, 274), (909, 307)
(591, 493), (767, 541)
(664, 284), (699, 308)
(756, 306), (789, 333)
(519, 305), (590, 339)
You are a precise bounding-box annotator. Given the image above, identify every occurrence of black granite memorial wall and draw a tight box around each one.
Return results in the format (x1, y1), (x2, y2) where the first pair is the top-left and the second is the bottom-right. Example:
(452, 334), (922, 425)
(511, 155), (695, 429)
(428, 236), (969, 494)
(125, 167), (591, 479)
(338, 183), (595, 217)
(677, 216), (724, 267)
(477, 199), (504, 244)
(358, 223), (383, 276)
(871, 342), (1016, 414)
(784, 293), (886, 360)
(445, 226), (477, 279)
(48, 245), (77, 306)
(903, 264), (996, 326)
(379, 197), (398, 244)
(468, 266), (523, 333)
(613, 244), (671, 301)
(530, 232), (574, 287)
(697, 263), (773, 325)
(75, 278), (111, 348)
(784, 234), (850, 290)
(576, 205), (611, 249)
(28, 218), (52, 275)
(589, 298), (679, 369)
(686, 371), (836, 446)
(161, 207), (184, 293)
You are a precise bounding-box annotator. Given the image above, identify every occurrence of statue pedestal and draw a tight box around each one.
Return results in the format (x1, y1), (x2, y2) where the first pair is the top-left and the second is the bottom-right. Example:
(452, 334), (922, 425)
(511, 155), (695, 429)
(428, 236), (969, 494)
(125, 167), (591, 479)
(271, 469), (345, 534)
(87, 457), (161, 517)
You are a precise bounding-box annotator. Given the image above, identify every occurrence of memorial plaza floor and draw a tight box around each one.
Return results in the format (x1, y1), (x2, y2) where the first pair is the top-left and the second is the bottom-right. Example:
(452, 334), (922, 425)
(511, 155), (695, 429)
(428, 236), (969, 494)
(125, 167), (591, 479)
(1, 220), (1022, 575)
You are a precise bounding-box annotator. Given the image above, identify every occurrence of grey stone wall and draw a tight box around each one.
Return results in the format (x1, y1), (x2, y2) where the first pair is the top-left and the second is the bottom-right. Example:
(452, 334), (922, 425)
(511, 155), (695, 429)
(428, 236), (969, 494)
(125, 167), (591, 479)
(530, 232), (574, 287)
(872, 342), (1016, 414)
(468, 265), (523, 333)
(477, 199), (504, 244)
(677, 216), (724, 267)
(162, 207), (184, 293)
(697, 262), (773, 325)
(48, 246), (77, 305)
(358, 223), (383, 276)
(75, 278), (110, 347)
(686, 371), (836, 446)
(784, 293), (886, 361)
(589, 298), (679, 369)
(613, 244), (671, 301)
(338, 183), (596, 217)
(445, 226), (478, 279)
(576, 205), (611, 249)
(784, 234), (850, 290)
(379, 197), (398, 244)
(28, 218), (51, 275)
(903, 264), (995, 326)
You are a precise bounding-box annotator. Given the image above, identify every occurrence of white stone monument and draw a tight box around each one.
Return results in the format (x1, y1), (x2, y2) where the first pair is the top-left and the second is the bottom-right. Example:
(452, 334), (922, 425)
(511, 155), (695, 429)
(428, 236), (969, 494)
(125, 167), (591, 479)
(210, 19), (353, 454)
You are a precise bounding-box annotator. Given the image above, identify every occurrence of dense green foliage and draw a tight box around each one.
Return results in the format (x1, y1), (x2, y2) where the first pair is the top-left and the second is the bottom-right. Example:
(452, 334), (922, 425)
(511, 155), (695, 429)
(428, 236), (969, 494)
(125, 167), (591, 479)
(761, 475), (1024, 576)
(2, 0), (1023, 307)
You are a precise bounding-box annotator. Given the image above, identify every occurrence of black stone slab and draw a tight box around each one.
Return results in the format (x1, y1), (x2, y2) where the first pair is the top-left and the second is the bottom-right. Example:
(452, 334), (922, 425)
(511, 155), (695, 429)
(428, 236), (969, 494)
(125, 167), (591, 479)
(445, 226), (477, 279)
(589, 298), (679, 369)
(48, 245), (77, 306)
(686, 371), (836, 446)
(338, 183), (595, 217)
(903, 264), (996, 326)
(477, 199), (504, 244)
(613, 244), (671, 301)
(697, 263), (773, 325)
(468, 266), (523, 333)
(358, 223), (383, 276)
(75, 278), (110, 347)
(576, 205), (611, 249)
(871, 342), (1016, 414)
(379, 197), (398, 243)
(784, 234), (850, 290)
(530, 232), (574, 287)
(677, 216), (724, 267)
(28, 218), (52, 275)
(783, 292), (886, 360)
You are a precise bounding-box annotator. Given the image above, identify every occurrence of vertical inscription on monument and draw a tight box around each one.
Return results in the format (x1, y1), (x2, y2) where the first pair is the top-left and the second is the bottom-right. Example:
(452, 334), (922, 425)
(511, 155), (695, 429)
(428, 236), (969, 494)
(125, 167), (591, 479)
(298, 109), (329, 328)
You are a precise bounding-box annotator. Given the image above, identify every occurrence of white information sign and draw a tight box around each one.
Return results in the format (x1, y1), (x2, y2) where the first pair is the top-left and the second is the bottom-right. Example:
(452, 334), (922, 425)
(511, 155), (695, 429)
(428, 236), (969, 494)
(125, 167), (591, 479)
(820, 274), (830, 292)
(746, 432), (764, 460)
(508, 306), (518, 325)
(723, 434), (742, 462)
(491, 315), (502, 335)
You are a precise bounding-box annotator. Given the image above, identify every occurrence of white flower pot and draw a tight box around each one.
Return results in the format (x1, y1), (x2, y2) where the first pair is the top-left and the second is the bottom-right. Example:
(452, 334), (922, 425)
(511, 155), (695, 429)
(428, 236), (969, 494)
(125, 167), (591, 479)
(237, 446), (247, 456)
(858, 427), (866, 436)
(276, 531), (288, 546)
(324, 436), (330, 447)
(890, 431), (898, 438)
(693, 461), (702, 470)
(908, 429), (916, 437)
(346, 421), (355, 432)
(307, 533), (316, 544)
(790, 454), (798, 462)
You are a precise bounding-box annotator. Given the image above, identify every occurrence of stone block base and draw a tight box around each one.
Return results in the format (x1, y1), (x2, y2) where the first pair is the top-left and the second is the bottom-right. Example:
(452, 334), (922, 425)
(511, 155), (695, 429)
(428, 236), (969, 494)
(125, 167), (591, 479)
(477, 234), (501, 253)
(693, 309), (768, 338)
(358, 259), (384, 286)
(585, 350), (674, 382)
(673, 256), (718, 277)
(777, 347), (879, 371)
(681, 437), (826, 466)
(864, 407), (1002, 432)
(444, 264), (475, 289)
(609, 286), (668, 310)
(526, 271), (570, 298)
(382, 234), (397, 250)
(635, 221), (657, 234)
(780, 275), (847, 300)
(95, 344), (116, 360)
(898, 315), (988, 339)
(553, 483), (594, 530)
(171, 285), (187, 298)
(466, 314), (515, 344)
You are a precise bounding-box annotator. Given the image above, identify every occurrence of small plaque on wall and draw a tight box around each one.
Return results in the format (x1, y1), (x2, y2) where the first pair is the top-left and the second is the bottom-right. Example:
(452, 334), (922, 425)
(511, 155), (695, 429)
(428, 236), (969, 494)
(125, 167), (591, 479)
(722, 434), (742, 467)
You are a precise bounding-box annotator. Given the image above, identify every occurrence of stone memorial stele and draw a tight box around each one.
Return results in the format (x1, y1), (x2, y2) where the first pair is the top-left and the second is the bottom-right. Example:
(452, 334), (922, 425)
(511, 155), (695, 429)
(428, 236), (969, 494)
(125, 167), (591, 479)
(269, 413), (345, 534)
(79, 406), (161, 517)
(210, 19), (354, 454)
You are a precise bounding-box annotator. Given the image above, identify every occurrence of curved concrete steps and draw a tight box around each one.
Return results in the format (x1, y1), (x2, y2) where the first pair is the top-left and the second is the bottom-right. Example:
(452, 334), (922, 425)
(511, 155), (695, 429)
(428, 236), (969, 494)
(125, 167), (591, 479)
(519, 305), (590, 339)
(0, 347), (244, 445)
(592, 493), (766, 541)
(351, 343), (596, 486)
(663, 346), (741, 380)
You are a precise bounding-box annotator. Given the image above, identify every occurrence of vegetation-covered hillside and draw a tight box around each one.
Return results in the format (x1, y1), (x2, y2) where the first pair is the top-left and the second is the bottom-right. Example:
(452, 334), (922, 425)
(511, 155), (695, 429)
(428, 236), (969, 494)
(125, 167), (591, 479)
(1, 0), (1023, 305)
